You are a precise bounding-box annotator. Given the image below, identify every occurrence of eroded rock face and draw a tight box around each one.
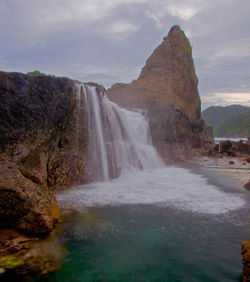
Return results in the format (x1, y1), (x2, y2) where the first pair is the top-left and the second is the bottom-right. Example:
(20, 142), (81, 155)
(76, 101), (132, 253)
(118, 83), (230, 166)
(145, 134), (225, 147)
(0, 165), (60, 235)
(147, 104), (207, 161)
(0, 71), (89, 234)
(107, 25), (213, 162)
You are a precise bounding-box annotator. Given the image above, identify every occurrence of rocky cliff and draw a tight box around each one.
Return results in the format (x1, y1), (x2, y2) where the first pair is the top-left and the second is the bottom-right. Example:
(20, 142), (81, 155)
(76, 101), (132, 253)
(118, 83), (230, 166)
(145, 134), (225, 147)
(0, 71), (90, 235)
(107, 25), (213, 161)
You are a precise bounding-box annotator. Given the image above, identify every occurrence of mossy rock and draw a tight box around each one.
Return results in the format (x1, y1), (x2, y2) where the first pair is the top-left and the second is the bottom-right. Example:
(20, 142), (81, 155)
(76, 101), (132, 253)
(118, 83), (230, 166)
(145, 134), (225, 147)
(0, 267), (5, 274)
(0, 255), (24, 269)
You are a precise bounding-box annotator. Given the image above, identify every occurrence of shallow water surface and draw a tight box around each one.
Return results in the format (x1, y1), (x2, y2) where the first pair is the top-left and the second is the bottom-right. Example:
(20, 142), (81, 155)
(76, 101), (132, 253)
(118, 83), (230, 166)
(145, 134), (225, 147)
(46, 166), (250, 282)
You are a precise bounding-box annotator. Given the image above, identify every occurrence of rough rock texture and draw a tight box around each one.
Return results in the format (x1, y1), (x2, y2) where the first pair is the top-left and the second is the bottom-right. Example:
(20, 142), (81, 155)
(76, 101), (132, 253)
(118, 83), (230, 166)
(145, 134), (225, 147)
(244, 180), (250, 191)
(0, 165), (60, 235)
(0, 71), (89, 234)
(107, 25), (213, 162)
(241, 241), (250, 281)
(0, 227), (66, 278)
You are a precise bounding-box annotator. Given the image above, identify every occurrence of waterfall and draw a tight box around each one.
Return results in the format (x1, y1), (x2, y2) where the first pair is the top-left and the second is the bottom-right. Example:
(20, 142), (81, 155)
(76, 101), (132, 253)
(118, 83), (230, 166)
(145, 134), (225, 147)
(76, 84), (164, 181)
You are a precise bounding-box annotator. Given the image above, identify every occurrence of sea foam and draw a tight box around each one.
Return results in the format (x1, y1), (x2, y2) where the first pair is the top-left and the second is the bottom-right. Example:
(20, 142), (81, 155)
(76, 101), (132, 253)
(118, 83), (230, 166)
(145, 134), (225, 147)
(56, 167), (245, 215)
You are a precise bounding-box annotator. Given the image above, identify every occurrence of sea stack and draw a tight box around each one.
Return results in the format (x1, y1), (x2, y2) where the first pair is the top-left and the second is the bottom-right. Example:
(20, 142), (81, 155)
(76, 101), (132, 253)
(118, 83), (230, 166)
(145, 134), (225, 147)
(107, 25), (213, 162)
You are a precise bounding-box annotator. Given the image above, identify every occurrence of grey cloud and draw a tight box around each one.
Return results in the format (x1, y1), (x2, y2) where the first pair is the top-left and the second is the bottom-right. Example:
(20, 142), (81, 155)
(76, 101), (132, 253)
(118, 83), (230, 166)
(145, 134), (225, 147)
(0, 0), (250, 108)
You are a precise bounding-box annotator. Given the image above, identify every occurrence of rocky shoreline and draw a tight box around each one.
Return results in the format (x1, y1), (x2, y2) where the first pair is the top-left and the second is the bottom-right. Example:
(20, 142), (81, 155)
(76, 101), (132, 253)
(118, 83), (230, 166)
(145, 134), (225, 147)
(192, 142), (250, 281)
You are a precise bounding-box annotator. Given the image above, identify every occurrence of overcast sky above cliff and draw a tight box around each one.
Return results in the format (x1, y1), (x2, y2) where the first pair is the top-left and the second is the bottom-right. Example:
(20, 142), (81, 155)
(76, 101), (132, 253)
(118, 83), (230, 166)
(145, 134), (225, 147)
(0, 0), (250, 109)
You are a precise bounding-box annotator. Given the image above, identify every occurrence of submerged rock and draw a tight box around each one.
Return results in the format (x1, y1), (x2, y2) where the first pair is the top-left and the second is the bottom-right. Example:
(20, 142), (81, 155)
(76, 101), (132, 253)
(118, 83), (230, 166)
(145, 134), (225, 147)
(107, 25), (213, 162)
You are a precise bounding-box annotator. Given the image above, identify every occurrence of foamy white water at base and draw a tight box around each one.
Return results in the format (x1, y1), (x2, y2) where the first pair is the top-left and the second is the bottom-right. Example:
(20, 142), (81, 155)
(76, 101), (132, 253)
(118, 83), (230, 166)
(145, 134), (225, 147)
(56, 167), (245, 215)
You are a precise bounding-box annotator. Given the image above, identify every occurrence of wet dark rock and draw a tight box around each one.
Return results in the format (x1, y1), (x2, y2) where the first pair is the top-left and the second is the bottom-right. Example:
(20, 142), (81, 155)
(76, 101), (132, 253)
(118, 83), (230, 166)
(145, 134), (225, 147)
(219, 141), (233, 154)
(237, 141), (250, 154)
(244, 180), (250, 191)
(217, 140), (250, 157)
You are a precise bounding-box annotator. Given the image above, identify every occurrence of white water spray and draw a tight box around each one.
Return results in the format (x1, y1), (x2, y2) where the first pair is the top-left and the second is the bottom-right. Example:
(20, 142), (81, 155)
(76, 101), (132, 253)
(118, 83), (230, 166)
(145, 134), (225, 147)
(76, 84), (164, 181)
(56, 84), (246, 215)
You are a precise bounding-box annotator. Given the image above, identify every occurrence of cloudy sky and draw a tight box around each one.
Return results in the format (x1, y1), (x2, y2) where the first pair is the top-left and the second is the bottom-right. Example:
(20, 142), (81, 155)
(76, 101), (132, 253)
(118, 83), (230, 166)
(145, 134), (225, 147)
(0, 0), (250, 109)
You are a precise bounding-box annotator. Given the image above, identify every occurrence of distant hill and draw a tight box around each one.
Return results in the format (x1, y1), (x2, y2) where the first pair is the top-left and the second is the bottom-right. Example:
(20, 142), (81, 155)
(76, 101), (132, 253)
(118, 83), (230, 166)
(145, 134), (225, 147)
(213, 110), (250, 137)
(201, 105), (249, 128)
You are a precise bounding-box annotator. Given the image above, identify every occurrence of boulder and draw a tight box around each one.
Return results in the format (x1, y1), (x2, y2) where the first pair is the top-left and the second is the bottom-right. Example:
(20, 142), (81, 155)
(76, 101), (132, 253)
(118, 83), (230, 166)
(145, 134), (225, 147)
(244, 180), (250, 191)
(219, 141), (233, 154)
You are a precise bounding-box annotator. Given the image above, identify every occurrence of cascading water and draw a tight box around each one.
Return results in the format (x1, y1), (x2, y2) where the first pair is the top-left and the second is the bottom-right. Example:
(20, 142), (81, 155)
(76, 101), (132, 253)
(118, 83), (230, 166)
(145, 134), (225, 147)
(51, 84), (248, 282)
(76, 84), (164, 182)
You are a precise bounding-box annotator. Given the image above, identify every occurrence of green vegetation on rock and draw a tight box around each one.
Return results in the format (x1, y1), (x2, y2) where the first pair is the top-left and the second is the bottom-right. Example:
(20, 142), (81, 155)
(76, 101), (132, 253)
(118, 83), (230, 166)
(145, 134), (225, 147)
(27, 70), (47, 76)
(0, 256), (24, 270)
(202, 105), (249, 128)
(27, 70), (57, 77)
(213, 110), (250, 137)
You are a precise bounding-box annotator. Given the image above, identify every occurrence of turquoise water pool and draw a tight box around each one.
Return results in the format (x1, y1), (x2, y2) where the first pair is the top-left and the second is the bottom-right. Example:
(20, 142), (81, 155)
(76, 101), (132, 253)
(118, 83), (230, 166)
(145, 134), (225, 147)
(44, 166), (250, 282)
